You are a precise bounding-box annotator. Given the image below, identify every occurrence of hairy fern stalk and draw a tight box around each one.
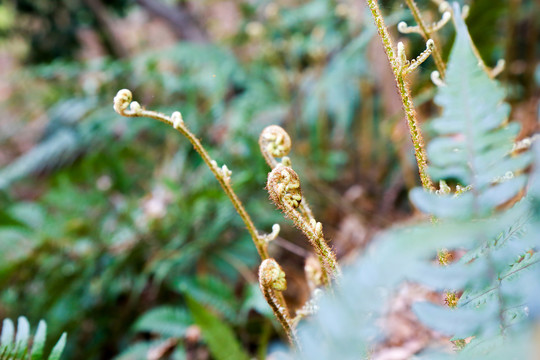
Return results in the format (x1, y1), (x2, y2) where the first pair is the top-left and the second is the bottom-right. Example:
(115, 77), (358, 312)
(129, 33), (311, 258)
(113, 89), (341, 345)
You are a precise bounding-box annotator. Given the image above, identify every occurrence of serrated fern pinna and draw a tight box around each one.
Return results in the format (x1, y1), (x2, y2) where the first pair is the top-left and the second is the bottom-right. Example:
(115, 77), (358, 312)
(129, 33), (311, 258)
(0, 317), (66, 360)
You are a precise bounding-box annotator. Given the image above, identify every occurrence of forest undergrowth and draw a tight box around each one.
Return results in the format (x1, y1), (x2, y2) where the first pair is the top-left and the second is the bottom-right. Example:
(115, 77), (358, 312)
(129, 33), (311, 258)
(0, 0), (539, 359)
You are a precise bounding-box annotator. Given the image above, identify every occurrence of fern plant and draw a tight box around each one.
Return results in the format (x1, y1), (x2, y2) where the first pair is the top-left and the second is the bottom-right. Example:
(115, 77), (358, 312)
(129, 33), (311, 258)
(274, 3), (539, 359)
(109, 1), (540, 357)
(0, 317), (66, 360)
(3, 0), (537, 358)
(112, 85), (342, 345)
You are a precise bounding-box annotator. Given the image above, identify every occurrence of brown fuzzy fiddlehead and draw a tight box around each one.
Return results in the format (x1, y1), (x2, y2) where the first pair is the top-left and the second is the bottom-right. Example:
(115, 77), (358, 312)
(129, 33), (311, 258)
(115, 90), (297, 339)
(267, 165), (340, 284)
(267, 165), (303, 210)
(259, 258), (288, 291)
(259, 125), (316, 222)
(259, 125), (292, 168)
(259, 259), (297, 347)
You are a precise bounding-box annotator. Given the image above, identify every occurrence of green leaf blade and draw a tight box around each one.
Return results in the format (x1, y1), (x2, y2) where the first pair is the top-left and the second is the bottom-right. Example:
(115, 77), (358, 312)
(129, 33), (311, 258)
(30, 320), (47, 360)
(133, 306), (191, 338)
(47, 333), (66, 360)
(186, 297), (249, 360)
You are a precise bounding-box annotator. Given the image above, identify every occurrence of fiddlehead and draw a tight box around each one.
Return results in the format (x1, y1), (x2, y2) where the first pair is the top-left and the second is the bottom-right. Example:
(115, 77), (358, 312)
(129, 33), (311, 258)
(267, 165), (340, 284)
(113, 88), (138, 116)
(258, 259), (298, 347)
(267, 165), (303, 210)
(259, 125), (292, 168)
(259, 125), (316, 225)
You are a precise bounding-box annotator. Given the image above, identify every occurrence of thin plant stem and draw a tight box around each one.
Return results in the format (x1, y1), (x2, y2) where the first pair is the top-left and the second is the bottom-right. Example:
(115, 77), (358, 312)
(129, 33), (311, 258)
(403, 0), (446, 78)
(113, 89), (270, 258)
(114, 89), (290, 315)
(365, 0), (435, 191)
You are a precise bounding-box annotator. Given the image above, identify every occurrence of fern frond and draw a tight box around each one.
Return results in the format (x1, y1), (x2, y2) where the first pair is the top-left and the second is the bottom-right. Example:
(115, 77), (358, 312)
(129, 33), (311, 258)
(285, 9), (540, 358)
(288, 146), (540, 359)
(0, 317), (66, 360)
(186, 296), (250, 360)
(0, 130), (79, 190)
(411, 5), (532, 218)
(0, 98), (98, 190)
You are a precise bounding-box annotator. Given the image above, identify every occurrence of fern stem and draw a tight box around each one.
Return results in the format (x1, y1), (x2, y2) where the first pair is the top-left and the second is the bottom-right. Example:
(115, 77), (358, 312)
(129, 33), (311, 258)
(396, 76), (433, 190)
(113, 89), (270, 260)
(403, 0), (446, 78)
(113, 90), (293, 318)
(365, 0), (435, 190)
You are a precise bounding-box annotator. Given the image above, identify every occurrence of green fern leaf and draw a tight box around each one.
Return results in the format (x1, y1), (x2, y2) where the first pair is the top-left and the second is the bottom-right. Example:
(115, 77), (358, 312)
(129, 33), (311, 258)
(0, 319), (14, 348)
(411, 4), (532, 218)
(413, 301), (499, 338)
(172, 275), (239, 322)
(407, 5), (538, 344)
(14, 318), (30, 358)
(29, 321), (46, 360)
(186, 296), (249, 360)
(133, 306), (191, 338)
(0, 130), (79, 190)
(288, 149), (540, 359)
(0, 317), (66, 360)
(46, 334), (66, 360)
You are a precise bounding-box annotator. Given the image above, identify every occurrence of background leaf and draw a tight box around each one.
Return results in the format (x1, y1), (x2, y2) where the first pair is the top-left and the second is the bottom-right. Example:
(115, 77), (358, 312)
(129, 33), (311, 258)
(186, 296), (250, 360)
